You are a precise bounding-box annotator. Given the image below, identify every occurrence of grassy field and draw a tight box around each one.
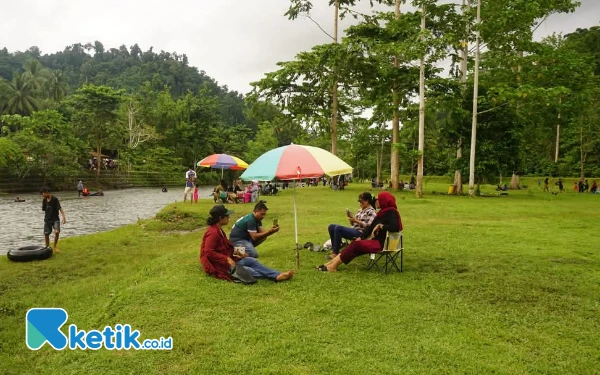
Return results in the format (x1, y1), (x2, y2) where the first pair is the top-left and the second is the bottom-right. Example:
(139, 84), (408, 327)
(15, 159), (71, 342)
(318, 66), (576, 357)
(1, 182), (599, 374)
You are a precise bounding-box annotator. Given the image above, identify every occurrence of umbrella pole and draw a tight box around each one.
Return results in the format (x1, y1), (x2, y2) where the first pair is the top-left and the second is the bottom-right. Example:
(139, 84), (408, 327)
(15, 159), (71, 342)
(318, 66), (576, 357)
(294, 181), (299, 268)
(221, 167), (224, 178)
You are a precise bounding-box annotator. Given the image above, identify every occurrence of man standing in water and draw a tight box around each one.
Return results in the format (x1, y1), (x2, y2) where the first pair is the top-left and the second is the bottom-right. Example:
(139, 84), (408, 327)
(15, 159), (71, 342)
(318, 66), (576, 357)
(77, 180), (84, 197)
(40, 186), (66, 252)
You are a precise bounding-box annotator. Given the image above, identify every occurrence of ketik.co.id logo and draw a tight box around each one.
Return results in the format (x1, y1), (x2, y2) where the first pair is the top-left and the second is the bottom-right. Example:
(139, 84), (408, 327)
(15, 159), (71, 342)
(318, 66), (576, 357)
(26, 308), (172, 350)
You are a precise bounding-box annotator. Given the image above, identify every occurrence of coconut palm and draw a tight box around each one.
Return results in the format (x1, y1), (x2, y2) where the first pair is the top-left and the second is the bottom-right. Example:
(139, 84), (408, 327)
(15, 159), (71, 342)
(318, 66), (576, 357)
(45, 70), (68, 103)
(23, 60), (47, 93)
(0, 72), (40, 115)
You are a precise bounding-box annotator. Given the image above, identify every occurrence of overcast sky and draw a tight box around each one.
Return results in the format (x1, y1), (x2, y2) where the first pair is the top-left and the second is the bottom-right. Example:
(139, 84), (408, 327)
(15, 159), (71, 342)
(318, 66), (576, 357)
(1, 0), (598, 94)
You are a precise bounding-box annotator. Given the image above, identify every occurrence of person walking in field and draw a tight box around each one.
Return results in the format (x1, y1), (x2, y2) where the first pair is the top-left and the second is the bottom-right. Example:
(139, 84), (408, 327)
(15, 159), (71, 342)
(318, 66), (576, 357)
(40, 186), (66, 252)
(543, 177), (549, 192)
(193, 183), (199, 204)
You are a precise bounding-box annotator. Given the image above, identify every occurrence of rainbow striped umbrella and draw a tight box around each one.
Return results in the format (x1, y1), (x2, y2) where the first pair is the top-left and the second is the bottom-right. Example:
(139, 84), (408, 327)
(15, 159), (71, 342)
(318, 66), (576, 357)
(240, 144), (352, 181)
(241, 144), (353, 268)
(197, 154), (248, 177)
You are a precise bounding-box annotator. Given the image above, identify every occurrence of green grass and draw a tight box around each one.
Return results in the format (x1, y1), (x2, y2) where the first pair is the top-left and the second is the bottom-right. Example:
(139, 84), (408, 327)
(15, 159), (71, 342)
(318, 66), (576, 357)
(1, 182), (599, 374)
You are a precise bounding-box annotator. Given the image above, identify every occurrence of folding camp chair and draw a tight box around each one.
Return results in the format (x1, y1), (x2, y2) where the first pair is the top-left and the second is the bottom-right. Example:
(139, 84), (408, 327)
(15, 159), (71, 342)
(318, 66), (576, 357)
(366, 231), (403, 273)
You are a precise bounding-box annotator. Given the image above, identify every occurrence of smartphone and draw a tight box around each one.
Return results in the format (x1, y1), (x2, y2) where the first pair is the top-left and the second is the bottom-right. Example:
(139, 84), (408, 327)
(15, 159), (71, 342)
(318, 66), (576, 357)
(273, 218), (278, 226)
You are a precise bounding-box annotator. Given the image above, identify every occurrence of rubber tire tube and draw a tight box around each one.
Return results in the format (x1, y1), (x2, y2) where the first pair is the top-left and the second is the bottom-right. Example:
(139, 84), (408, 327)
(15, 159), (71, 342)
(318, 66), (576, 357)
(7, 246), (53, 262)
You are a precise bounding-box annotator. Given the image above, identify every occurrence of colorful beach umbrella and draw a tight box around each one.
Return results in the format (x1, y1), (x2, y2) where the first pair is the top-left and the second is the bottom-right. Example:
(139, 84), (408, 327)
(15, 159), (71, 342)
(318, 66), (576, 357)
(197, 154), (248, 177)
(240, 144), (353, 268)
(239, 144), (352, 181)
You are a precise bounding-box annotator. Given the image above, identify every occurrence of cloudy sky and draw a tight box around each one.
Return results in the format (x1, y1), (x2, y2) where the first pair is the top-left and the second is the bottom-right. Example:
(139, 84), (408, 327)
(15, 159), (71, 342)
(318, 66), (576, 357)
(2, 0), (598, 94)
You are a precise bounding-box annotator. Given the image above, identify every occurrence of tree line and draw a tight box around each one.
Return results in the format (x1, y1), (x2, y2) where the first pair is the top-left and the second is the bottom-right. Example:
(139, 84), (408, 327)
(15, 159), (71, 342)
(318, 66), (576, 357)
(1, 5), (599, 193)
(252, 0), (600, 195)
(0, 42), (308, 185)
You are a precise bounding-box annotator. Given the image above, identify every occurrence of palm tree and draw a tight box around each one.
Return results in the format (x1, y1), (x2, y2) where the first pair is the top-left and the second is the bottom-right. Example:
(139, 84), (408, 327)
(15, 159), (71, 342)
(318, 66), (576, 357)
(23, 59), (46, 94)
(45, 70), (68, 103)
(0, 72), (40, 115)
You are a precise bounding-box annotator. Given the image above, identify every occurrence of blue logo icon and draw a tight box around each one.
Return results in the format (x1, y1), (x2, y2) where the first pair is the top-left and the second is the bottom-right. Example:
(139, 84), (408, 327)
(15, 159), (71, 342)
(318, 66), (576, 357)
(26, 308), (69, 350)
(26, 308), (172, 351)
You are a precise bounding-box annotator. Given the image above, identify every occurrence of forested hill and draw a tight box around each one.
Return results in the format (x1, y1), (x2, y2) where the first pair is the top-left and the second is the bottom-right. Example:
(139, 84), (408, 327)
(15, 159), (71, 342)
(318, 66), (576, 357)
(0, 42), (247, 128)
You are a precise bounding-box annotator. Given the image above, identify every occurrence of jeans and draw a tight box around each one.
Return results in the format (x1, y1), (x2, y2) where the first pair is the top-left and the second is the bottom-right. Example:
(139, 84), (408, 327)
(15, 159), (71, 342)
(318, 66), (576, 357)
(237, 257), (280, 280)
(328, 224), (362, 254)
(232, 239), (259, 258)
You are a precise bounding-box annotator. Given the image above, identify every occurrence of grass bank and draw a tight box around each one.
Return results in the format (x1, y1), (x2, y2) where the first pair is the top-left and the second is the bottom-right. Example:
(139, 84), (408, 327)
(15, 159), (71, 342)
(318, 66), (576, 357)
(1, 182), (599, 374)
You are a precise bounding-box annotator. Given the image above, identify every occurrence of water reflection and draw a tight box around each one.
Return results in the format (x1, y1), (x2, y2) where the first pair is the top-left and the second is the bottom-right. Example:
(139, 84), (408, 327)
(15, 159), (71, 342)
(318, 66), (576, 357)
(0, 187), (213, 255)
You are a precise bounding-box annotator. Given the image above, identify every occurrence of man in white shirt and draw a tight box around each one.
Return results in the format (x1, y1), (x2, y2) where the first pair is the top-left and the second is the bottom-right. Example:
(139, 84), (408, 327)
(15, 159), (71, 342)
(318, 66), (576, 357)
(185, 166), (196, 181)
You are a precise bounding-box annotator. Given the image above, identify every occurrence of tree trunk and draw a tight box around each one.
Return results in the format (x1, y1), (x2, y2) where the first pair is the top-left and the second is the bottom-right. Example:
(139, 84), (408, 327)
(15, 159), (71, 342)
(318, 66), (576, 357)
(376, 139), (384, 183)
(468, 0), (481, 197)
(454, 0), (469, 196)
(555, 96), (561, 163)
(580, 127), (584, 178)
(510, 173), (519, 189)
(453, 138), (463, 194)
(96, 142), (102, 180)
(416, 3), (426, 198)
(390, 0), (401, 190)
(330, 0), (339, 155)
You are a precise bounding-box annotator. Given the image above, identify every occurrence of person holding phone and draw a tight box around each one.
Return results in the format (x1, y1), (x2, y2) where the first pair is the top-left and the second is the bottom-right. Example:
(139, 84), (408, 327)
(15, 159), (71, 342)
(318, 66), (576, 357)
(318, 191), (402, 272)
(229, 202), (279, 258)
(200, 205), (294, 282)
(325, 192), (377, 260)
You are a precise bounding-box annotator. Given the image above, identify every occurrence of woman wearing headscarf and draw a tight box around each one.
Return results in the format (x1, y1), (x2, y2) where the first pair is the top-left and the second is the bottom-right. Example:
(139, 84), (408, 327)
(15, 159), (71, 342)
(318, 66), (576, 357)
(317, 191), (402, 272)
(200, 205), (294, 282)
(325, 192), (377, 260)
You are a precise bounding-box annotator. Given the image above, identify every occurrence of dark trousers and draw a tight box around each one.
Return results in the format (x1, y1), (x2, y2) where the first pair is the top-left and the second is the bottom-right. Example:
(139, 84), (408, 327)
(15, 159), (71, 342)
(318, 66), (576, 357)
(328, 224), (362, 254)
(340, 240), (382, 265)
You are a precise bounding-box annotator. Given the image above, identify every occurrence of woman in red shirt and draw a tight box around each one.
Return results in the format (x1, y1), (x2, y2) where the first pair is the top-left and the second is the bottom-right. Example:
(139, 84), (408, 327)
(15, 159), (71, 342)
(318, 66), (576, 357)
(200, 205), (294, 282)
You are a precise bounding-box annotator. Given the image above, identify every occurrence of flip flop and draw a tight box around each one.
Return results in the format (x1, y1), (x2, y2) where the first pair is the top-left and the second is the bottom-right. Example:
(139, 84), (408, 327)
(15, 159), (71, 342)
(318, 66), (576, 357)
(317, 265), (328, 272)
(316, 264), (324, 270)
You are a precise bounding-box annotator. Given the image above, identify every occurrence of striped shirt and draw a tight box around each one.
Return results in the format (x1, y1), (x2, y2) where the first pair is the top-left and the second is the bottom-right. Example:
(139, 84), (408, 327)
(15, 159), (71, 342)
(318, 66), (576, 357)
(352, 207), (377, 232)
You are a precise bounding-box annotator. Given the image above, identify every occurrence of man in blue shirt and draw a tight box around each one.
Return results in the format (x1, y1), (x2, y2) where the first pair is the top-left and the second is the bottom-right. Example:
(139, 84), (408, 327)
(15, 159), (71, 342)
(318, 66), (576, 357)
(229, 202), (279, 258)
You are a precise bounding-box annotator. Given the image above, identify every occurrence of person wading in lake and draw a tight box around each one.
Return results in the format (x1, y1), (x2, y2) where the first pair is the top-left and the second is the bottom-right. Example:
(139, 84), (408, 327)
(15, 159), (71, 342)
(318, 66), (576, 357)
(77, 180), (84, 197)
(40, 186), (66, 252)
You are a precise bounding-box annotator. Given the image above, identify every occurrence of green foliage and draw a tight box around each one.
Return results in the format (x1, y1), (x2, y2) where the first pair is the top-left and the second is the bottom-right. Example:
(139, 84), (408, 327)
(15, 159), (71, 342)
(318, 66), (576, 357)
(0, 137), (22, 168)
(244, 122), (279, 163)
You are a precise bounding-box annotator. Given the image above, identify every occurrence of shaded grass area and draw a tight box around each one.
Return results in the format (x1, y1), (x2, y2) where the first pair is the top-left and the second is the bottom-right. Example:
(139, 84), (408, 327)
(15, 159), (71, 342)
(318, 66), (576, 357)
(1, 183), (599, 374)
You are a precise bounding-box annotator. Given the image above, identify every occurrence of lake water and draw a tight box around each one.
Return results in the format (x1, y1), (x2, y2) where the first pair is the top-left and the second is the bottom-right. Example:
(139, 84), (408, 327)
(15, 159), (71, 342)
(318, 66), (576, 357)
(0, 187), (213, 255)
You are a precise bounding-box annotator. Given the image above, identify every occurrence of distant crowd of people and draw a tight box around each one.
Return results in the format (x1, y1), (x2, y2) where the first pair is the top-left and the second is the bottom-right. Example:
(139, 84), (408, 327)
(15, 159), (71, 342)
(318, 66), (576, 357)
(541, 177), (598, 194)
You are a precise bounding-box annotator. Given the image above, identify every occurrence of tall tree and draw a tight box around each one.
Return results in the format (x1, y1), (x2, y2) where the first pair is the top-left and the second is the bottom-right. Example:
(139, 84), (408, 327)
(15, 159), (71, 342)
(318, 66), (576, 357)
(70, 84), (124, 178)
(468, 0), (481, 196)
(285, 0), (396, 155)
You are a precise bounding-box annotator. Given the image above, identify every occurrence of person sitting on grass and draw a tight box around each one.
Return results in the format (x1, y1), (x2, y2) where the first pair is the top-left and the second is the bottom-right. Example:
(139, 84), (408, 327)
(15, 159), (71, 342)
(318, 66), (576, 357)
(200, 205), (294, 283)
(317, 191), (402, 272)
(213, 179), (228, 203)
(229, 202), (279, 258)
(325, 192), (377, 260)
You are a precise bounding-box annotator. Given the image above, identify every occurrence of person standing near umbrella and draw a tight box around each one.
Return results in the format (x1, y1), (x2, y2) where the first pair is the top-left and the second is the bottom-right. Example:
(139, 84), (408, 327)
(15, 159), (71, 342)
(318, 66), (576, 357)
(229, 202), (279, 258)
(184, 166), (196, 203)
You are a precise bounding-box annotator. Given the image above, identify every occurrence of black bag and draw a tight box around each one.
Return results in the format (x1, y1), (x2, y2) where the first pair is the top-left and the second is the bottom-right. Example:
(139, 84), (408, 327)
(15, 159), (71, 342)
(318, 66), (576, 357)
(229, 264), (257, 285)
